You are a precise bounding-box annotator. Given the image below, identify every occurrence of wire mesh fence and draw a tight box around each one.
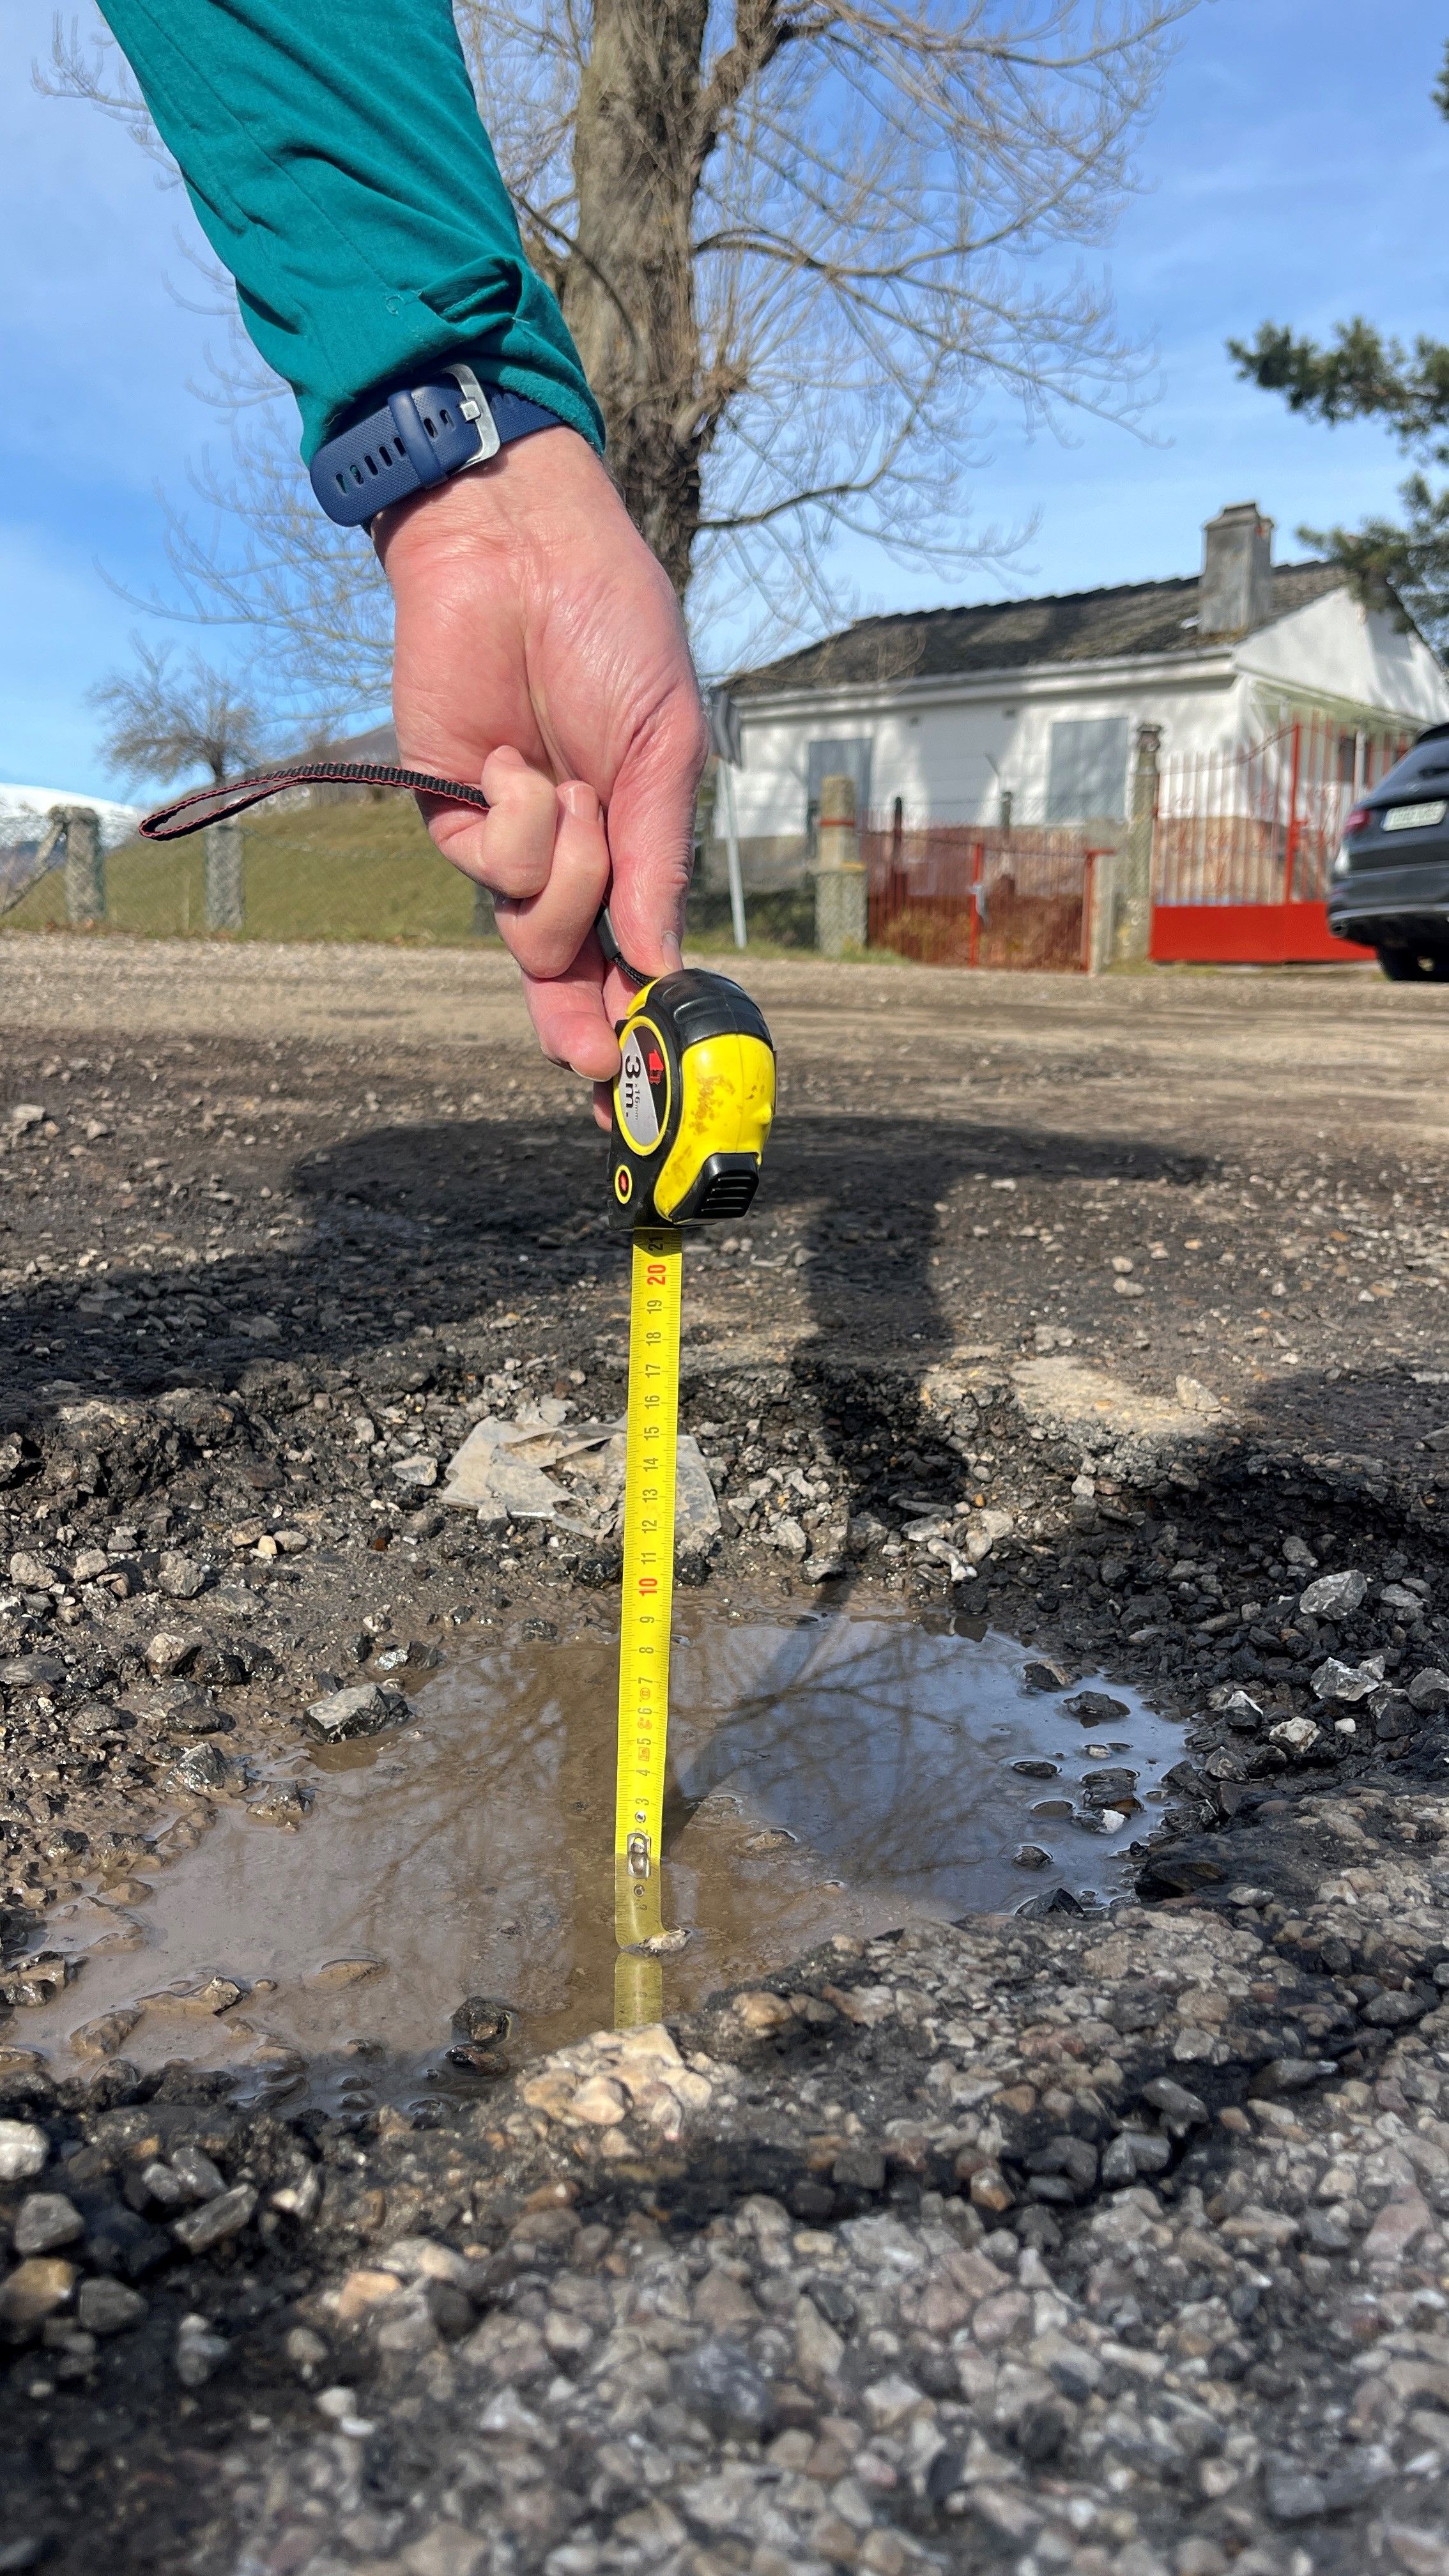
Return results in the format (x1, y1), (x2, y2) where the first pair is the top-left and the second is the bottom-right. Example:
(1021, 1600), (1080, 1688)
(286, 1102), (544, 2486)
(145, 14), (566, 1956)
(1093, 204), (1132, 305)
(862, 814), (1098, 970)
(1, 793), (495, 944)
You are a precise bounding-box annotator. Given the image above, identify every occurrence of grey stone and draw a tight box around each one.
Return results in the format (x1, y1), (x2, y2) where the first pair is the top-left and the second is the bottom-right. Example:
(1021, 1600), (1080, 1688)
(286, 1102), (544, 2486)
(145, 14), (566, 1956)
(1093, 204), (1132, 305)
(394, 1455), (439, 1490)
(8, 1553), (57, 1591)
(677, 2337), (778, 2441)
(157, 1552), (205, 1600)
(1302, 2207), (1353, 2253)
(170, 2144), (228, 2203)
(450, 1997), (512, 2048)
(1407, 1666), (1449, 1709)
(174, 2312), (231, 2385)
(1, 1952), (71, 2009)
(305, 1681), (404, 1741)
(1140, 2076), (1208, 2133)
(1311, 1655), (1383, 1705)
(1263, 2465), (1327, 2523)
(1222, 1690), (1265, 1731)
(247, 1781), (312, 1827)
(77, 2278), (147, 2335)
(0, 2120), (48, 2183)
(1064, 1691), (1129, 1726)
(171, 2184), (257, 2254)
(173, 1741), (231, 1793)
(146, 1629), (201, 1678)
(13, 2192), (83, 2255)
(1101, 2129), (1172, 2184)
(1298, 1568), (1367, 1618)
(1249, 2057), (1336, 2097)
(0, 1655), (64, 1687)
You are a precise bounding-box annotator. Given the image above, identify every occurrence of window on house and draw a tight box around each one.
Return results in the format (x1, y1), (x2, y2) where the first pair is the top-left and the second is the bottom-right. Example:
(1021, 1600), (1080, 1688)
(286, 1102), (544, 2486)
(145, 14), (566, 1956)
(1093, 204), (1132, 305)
(806, 738), (873, 847)
(1045, 717), (1129, 822)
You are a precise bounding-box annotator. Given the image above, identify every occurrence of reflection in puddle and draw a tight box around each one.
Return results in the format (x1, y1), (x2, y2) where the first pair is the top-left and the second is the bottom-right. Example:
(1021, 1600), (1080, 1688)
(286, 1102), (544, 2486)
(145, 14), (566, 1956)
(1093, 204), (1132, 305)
(20, 1606), (1176, 2110)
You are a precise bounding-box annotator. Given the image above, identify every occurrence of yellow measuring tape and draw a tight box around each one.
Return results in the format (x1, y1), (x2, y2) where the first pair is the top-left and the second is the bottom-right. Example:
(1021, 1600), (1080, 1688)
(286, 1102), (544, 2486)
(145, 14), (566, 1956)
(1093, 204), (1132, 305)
(613, 1225), (682, 2025)
(606, 1221), (680, 2009)
(604, 964), (776, 2027)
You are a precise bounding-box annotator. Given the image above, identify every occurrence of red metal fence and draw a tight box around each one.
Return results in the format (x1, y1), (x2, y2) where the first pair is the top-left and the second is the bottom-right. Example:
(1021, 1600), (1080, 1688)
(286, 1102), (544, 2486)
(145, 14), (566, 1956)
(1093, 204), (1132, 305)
(862, 814), (1097, 971)
(1150, 714), (1411, 964)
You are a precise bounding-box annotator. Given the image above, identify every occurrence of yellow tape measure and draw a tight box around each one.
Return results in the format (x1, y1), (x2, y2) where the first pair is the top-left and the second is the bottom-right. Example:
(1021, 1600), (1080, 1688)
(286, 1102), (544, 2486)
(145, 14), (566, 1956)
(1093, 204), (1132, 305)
(606, 969), (774, 2025)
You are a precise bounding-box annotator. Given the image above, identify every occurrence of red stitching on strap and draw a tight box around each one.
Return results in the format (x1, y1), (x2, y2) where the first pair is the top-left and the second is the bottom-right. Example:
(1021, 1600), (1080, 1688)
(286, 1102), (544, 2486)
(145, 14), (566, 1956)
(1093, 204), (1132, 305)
(139, 761), (490, 840)
(138, 756), (652, 988)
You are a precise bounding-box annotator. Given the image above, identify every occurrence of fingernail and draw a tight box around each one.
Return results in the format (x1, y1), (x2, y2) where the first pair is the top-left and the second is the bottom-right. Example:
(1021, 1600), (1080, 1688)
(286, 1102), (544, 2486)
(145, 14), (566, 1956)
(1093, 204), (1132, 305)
(661, 932), (684, 969)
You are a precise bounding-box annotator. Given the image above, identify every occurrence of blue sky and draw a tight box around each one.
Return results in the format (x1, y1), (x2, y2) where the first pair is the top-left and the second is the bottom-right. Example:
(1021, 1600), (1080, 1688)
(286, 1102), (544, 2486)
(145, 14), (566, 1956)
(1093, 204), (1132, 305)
(3, 0), (1447, 799)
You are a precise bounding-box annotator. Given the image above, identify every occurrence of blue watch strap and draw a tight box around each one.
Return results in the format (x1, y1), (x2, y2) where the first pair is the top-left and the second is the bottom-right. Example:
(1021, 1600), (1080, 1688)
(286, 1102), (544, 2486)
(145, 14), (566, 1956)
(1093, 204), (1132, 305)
(310, 366), (562, 526)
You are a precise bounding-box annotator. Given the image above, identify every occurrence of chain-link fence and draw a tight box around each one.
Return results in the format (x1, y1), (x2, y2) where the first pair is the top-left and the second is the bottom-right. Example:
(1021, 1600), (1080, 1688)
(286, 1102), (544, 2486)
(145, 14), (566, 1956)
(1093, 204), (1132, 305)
(3, 792), (498, 944)
(1, 783), (822, 953)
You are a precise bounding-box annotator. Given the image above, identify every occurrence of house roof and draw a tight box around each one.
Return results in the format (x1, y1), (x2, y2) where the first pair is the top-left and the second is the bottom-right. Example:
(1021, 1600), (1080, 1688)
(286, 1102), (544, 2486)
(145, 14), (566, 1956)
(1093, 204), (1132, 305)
(732, 560), (1344, 700)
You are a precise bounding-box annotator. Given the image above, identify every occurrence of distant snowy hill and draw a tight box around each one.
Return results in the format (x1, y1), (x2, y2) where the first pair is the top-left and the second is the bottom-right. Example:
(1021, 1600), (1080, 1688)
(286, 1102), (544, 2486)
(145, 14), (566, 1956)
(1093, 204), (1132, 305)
(0, 783), (142, 851)
(0, 783), (143, 901)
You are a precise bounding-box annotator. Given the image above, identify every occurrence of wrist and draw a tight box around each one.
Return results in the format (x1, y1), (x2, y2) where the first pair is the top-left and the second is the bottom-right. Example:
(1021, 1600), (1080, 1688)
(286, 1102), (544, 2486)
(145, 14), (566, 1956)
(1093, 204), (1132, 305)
(374, 426), (629, 570)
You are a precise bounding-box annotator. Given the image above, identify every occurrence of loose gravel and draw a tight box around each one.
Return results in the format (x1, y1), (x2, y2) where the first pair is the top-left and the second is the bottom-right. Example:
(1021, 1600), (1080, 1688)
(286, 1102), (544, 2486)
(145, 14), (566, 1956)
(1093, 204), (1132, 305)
(2, 941), (1449, 2572)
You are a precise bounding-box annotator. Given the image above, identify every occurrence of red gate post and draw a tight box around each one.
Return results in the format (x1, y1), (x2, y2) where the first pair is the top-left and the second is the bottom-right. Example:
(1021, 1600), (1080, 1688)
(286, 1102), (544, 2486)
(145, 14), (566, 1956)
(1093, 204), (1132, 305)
(1080, 850), (1096, 972)
(1283, 719), (1303, 903)
(968, 839), (984, 969)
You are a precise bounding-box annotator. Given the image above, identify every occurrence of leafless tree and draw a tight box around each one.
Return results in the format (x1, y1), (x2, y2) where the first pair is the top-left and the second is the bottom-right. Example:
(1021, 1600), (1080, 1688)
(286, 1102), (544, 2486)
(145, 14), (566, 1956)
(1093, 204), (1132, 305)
(89, 638), (263, 787)
(46, 0), (1197, 703)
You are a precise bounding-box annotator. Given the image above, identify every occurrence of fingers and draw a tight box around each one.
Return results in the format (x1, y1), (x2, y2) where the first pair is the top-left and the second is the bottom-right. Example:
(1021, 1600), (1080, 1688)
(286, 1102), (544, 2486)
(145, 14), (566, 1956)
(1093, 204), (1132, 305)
(418, 745), (556, 899)
(597, 682), (709, 979)
(518, 930), (621, 1085)
(493, 779), (611, 979)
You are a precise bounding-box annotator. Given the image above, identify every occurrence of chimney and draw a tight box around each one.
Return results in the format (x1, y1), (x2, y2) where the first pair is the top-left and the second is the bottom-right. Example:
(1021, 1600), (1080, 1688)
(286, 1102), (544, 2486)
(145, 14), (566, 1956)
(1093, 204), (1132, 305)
(1199, 502), (1274, 636)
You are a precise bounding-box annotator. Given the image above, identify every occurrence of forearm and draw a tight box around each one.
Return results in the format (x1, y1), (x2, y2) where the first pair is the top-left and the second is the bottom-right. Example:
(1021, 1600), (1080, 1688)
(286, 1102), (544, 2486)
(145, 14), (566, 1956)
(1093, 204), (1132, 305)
(98, 0), (603, 459)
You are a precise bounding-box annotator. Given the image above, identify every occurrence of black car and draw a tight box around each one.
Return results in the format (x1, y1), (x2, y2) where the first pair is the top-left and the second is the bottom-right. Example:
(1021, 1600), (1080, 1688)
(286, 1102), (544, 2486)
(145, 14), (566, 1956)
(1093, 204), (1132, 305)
(1328, 721), (1449, 978)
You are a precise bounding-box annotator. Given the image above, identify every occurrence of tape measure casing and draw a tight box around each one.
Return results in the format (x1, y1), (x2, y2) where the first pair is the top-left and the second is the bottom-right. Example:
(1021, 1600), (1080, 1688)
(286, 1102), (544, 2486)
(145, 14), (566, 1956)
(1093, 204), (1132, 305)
(608, 970), (774, 1229)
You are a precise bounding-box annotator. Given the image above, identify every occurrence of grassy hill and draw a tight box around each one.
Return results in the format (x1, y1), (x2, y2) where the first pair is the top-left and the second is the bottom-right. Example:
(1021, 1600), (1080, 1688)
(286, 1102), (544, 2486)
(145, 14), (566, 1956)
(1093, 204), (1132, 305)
(1, 793), (819, 952)
(3, 796), (491, 944)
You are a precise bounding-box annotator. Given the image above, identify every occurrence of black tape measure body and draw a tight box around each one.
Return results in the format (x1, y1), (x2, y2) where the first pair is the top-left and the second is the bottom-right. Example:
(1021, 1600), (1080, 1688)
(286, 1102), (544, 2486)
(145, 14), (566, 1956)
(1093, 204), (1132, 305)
(608, 970), (775, 1230)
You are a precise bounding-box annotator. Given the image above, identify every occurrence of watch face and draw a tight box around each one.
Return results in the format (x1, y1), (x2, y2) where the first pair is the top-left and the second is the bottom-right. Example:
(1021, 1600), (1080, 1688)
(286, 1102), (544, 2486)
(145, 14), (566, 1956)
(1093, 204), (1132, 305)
(616, 1020), (670, 1153)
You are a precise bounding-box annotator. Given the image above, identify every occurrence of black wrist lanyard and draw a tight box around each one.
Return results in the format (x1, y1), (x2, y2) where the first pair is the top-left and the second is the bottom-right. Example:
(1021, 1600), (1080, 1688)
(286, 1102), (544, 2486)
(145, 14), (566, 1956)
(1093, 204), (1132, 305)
(141, 760), (648, 986)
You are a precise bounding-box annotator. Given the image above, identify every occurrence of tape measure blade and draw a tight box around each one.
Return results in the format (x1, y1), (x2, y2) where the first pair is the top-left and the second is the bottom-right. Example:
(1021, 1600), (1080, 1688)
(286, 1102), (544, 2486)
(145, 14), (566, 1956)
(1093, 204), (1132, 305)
(613, 1224), (682, 1951)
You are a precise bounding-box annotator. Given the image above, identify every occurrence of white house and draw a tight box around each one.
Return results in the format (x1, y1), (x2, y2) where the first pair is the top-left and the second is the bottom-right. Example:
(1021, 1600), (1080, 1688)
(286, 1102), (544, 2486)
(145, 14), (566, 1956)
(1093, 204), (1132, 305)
(715, 503), (1449, 888)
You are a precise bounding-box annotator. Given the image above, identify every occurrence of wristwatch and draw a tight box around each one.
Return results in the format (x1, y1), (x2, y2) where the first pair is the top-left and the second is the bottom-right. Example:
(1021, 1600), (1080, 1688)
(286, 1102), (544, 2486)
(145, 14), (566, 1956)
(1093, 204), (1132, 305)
(310, 362), (561, 528)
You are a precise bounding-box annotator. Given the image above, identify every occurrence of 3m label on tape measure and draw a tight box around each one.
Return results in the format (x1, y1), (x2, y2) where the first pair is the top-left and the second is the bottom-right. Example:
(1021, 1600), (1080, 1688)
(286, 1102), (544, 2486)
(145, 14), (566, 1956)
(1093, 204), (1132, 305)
(617, 1022), (669, 1153)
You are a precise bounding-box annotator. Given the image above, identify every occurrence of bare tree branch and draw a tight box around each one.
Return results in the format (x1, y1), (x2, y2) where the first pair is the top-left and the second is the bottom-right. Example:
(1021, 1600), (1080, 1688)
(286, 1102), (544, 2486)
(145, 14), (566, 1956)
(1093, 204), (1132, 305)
(46, 0), (1200, 705)
(88, 638), (265, 786)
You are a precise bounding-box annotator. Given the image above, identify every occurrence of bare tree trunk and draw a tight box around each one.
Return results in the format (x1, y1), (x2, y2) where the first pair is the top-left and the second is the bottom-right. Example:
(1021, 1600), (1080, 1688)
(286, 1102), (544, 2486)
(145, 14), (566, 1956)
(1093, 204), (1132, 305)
(562, 0), (710, 595)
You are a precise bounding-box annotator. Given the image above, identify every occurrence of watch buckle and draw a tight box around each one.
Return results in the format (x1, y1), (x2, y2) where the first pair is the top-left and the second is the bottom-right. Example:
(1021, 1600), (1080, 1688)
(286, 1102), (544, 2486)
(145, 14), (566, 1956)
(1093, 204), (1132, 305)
(445, 364), (502, 468)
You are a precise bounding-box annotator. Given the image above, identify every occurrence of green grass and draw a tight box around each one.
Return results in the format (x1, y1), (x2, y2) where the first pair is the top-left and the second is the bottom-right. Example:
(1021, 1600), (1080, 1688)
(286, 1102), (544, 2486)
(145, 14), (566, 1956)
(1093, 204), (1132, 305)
(4, 797), (496, 945)
(1, 799), (835, 954)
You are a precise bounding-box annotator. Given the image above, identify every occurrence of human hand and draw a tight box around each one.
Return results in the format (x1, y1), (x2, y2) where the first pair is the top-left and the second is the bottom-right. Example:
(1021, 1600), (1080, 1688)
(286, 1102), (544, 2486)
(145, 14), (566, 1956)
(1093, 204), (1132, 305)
(374, 429), (708, 1110)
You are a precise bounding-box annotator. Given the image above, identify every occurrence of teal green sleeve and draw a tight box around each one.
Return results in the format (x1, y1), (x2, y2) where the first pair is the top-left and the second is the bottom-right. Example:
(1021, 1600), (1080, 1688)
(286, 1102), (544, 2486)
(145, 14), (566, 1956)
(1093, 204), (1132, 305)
(98, 0), (604, 463)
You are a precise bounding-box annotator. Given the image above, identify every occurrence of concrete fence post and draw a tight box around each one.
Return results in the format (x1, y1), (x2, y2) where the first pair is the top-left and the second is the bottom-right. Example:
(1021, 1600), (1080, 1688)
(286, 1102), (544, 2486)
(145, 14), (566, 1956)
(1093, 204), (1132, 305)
(56, 807), (105, 926)
(814, 772), (866, 956)
(1086, 850), (1118, 975)
(1116, 723), (1162, 963)
(204, 818), (245, 930)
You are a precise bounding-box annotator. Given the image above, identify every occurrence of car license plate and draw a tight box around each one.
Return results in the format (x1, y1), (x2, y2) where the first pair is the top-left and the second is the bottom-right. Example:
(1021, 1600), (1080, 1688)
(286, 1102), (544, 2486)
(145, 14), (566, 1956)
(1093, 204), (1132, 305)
(1383, 799), (1447, 830)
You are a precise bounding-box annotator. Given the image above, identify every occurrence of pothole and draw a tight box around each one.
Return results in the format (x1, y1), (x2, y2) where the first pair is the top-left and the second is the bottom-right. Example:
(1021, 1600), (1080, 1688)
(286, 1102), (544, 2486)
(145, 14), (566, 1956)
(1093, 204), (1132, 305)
(13, 1597), (1177, 2112)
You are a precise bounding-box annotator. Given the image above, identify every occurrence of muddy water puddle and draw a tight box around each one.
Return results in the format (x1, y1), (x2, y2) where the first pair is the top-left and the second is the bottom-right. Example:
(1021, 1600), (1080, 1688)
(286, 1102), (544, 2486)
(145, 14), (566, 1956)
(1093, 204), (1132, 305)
(22, 1606), (1177, 2112)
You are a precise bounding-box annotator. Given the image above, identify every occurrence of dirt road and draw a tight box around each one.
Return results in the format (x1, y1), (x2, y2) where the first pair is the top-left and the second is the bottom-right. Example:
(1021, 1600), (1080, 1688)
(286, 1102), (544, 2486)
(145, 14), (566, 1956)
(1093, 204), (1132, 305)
(3, 934), (1449, 2576)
